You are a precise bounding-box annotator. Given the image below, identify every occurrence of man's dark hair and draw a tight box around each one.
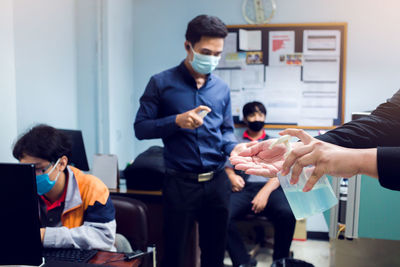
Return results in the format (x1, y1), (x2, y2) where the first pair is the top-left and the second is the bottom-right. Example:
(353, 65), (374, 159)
(243, 101), (267, 119)
(13, 124), (72, 163)
(185, 15), (228, 46)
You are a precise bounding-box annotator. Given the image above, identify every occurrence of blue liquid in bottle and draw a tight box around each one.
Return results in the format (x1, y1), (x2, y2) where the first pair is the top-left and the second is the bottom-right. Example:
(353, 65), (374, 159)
(278, 169), (338, 220)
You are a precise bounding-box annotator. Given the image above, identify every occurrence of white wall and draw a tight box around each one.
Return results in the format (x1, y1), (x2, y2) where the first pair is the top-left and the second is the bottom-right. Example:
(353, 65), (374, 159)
(0, 0), (18, 162)
(13, 0), (78, 132)
(76, 0), (100, 168)
(0, 0), (136, 168)
(103, 0), (136, 167)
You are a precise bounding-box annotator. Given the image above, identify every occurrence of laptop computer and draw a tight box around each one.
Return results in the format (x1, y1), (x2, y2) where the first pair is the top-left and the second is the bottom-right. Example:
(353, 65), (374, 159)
(0, 163), (43, 265)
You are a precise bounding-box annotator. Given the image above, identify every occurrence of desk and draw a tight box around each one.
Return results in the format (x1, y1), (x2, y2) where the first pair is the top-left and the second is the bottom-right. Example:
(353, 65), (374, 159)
(90, 251), (141, 267)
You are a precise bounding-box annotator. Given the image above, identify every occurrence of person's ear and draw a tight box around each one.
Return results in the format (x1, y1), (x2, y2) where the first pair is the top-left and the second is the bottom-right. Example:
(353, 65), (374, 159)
(58, 155), (68, 172)
(184, 41), (191, 52)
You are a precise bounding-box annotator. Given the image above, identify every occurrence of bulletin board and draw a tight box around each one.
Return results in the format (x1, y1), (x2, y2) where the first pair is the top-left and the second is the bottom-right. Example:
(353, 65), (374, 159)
(214, 22), (347, 130)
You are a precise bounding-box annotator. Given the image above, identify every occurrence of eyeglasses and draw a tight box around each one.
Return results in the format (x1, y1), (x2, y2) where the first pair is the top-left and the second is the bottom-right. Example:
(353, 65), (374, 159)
(35, 162), (53, 175)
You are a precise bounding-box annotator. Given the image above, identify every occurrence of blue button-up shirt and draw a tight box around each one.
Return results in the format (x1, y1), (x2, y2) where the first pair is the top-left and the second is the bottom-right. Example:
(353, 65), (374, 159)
(134, 61), (237, 173)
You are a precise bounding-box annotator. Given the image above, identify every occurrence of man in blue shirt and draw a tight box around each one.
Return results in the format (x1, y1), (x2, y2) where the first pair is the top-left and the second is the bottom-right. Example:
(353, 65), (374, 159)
(134, 15), (245, 267)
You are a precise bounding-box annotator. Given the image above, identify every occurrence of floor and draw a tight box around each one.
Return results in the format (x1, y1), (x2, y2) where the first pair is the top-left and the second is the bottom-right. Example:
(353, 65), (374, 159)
(224, 239), (330, 267)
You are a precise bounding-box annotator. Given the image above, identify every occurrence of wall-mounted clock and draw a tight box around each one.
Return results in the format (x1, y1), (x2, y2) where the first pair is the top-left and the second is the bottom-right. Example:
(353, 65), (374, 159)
(242, 0), (277, 24)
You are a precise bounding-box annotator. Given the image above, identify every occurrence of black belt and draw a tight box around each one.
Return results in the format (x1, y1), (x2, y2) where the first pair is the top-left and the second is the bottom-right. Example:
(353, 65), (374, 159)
(166, 168), (216, 182)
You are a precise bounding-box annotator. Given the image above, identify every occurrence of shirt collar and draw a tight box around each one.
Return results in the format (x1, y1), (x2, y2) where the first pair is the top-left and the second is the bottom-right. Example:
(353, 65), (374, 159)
(243, 130), (267, 141)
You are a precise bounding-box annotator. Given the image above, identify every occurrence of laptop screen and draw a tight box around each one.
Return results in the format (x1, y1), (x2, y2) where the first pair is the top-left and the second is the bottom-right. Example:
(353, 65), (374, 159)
(0, 163), (43, 265)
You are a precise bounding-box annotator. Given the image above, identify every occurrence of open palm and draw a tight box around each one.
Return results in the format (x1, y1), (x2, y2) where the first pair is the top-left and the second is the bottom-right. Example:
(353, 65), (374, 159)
(229, 139), (287, 177)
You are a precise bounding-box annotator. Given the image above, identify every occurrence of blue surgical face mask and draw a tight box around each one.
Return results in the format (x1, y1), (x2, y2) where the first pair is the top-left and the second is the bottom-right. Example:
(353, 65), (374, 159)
(190, 45), (221, 74)
(36, 158), (61, 195)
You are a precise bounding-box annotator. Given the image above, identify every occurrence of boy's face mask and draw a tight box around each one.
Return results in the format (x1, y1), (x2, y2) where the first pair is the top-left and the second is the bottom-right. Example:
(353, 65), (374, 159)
(190, 45), (221, 75)
(36, 158), (61, 195)
(248, 121), (265, 132)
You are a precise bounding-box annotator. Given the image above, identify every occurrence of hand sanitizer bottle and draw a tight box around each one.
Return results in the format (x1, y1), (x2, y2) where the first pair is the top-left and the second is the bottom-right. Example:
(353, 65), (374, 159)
(271, 135), (338, 220)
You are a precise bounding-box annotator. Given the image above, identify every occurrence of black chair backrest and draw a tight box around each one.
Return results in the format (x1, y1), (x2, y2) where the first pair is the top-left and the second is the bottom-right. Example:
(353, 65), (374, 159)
(110, 195), (148, 250)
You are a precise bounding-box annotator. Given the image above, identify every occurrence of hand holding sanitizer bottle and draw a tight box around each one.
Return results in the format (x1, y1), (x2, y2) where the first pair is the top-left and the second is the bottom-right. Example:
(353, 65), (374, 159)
(271, 135), (338, 220)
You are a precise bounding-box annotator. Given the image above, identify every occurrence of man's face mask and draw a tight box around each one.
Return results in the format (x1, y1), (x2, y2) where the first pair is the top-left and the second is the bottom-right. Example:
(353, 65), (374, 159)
(190, 45), (221, 75)
(36, 158), (61, 195)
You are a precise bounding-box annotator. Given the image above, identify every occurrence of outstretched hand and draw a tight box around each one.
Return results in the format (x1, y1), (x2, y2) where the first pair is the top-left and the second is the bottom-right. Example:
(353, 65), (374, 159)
(229, 139), (288, 177)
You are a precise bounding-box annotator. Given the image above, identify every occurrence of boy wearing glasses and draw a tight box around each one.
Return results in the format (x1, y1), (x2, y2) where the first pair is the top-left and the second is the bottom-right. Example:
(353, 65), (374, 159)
(13, 124), (116, 251)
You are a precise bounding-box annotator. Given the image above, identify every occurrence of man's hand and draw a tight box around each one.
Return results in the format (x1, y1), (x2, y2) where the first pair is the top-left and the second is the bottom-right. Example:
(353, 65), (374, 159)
(230, 142), (258, 157)
(229, 139), (287, 177)
(228, 174), (245, 192)
(40, 228), (46, 243)
(280, 129), (378, 192)
(175, 105), (211, 129)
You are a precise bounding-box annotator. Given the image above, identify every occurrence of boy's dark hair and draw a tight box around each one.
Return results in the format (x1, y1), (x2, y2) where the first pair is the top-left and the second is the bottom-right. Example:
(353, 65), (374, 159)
(243, 101), (267, 119)
(185, 15), (228, 46)
(13, 124), (72, 163)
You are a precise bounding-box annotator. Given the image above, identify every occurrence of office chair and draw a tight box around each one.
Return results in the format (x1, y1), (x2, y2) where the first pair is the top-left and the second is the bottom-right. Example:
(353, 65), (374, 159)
(110, 195), (149, 252)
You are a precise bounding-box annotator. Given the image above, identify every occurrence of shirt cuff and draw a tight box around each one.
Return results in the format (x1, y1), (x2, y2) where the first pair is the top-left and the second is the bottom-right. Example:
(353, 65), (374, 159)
(43, 227), (57, 248)
(377, 147), (400, 191)
(225, 142), (237, 156)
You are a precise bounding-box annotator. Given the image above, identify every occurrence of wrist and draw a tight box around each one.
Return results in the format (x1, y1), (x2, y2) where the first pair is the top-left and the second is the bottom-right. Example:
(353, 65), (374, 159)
(358, 148), (378, 177)
(175, 114), (181, 126)
(259, 186), (272, 196)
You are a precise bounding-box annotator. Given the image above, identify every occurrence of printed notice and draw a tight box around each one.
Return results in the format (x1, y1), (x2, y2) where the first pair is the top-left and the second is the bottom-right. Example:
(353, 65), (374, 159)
(239, 29), (262, 51)
(268, 31), (295, 66)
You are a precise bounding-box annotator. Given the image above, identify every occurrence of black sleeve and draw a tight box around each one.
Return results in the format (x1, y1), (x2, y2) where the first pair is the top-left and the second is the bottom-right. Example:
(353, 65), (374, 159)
(315, 89), (400, 191)
(377, 147), (400, 191)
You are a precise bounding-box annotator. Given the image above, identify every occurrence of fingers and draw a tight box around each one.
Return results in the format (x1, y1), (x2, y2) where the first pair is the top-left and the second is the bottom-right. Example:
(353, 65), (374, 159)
(234, 162), (259, 171)
(280, 128), (314, 145)
(246, 141), (258, 147)
(238, 142), (265, 157)
(303, 167), (324, 192)
(229, 156), (253, 165)
(191, 114), (203, 127)
(282, 143), (315, 176)
(245, 167), (279, 177)
(238, 176), (245, 188)
(194, 105), (212, 113)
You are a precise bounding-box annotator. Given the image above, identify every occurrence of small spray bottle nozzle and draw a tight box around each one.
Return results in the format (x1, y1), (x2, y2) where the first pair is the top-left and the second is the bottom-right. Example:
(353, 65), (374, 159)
(269, 134), (292, 158)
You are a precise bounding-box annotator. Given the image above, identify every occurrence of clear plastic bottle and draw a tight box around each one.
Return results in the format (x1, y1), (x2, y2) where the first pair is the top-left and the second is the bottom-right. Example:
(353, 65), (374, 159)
(278, 166), (338, 220)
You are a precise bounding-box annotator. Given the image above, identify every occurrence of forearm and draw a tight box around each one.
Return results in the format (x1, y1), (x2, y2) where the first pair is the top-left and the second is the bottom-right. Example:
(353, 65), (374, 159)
(260, 177), (280, 194)
(357, 148), (378, 178)
(43, 220), (116, 251)
(134, 114), (179, 140)
(225, 167), (235, 178)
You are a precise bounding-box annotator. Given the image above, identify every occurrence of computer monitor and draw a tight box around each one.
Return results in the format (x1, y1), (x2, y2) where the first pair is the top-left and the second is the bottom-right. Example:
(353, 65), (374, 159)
(58, 129), (90, 171)
(0, 163), (43, 265)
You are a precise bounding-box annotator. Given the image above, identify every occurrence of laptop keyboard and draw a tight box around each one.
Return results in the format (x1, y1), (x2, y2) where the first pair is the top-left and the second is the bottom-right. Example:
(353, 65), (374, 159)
(42, 248), (97, 263)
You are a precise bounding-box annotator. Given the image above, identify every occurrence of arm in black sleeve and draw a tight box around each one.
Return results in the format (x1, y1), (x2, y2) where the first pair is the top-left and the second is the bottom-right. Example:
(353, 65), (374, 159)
(316, 89), (400, 191)
(317, 89), (400, 148)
